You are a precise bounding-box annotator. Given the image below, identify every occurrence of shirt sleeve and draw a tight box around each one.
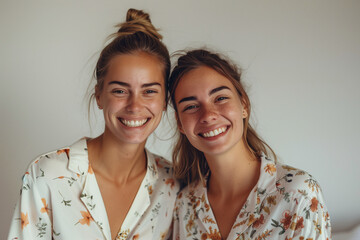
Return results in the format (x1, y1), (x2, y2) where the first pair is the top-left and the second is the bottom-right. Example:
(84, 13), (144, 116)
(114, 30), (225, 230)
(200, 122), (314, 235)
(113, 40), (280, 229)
(292, 191), (332, 239)
(8, 173), (52, 240)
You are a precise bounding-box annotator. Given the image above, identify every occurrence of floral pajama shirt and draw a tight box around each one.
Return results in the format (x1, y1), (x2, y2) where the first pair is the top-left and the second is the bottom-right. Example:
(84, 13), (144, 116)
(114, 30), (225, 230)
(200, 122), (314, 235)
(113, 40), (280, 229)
(8, 138), (179, 240)
(173, 156), (331, 240)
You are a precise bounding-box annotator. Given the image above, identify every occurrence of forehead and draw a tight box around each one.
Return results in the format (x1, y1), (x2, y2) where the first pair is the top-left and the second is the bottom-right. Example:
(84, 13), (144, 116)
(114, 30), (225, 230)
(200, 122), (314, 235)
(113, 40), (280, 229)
(175, 66), (236, 98)
(105, 53), (164, 86)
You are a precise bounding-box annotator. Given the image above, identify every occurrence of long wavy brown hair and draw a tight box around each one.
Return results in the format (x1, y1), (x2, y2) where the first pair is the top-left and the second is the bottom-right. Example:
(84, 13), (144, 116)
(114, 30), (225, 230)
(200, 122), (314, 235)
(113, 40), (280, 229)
(168, 49), (277, 187)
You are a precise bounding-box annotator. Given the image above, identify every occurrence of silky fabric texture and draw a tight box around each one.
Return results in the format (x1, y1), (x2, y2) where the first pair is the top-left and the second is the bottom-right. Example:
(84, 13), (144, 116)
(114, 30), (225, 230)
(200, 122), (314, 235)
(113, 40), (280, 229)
(173, 156), (331, 240)
(8, 138), (179, 240)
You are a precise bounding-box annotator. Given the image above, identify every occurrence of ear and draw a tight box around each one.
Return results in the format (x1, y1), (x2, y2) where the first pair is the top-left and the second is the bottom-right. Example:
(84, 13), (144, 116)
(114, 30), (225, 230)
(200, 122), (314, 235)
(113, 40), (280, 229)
(241, 98), (248, 119)
(242, 108), (248, 119)
(95, 85), (103, 110)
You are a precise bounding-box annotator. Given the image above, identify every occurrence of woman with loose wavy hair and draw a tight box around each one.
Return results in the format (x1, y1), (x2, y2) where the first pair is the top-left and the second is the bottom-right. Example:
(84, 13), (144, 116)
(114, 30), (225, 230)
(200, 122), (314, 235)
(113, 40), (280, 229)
(8, 9), (178, 240)
(169, 49), (331, 239)
(169, 49), (276, 187)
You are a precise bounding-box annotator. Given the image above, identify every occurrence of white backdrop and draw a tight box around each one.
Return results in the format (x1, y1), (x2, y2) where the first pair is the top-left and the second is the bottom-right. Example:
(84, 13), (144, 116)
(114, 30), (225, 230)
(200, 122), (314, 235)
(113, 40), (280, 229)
(1, 0), (359, 238)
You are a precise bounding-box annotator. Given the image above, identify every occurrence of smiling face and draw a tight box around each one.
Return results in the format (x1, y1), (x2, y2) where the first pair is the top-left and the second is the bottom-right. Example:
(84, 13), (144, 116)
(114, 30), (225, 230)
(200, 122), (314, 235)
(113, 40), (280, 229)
(96, 52), (165, 145)
(174, 66), (248, 157)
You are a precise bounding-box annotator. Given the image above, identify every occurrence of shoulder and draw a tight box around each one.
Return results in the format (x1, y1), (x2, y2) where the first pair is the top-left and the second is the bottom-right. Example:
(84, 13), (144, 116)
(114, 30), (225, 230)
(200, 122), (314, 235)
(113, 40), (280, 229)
(271, 161), (329, 216)
(24, 147), (71, 182)
(275, 161), (323, 196)
(23, 138), (88, 183)
(147, 151), (174, 177)
(175, 180), (203, 205)
(272, 162), (331, 235)
(173, 180), (206, 221)
(146, 151), (180, 192)
(257, 159), (332, 238)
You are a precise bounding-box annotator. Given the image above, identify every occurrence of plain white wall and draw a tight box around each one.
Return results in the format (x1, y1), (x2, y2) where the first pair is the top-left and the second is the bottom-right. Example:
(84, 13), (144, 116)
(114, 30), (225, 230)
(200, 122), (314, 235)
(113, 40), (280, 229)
(1, 0), (359, 238)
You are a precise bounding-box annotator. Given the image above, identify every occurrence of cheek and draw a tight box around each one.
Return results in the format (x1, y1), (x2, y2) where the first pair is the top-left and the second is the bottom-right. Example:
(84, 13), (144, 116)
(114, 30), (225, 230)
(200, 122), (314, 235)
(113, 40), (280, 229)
(102, 98), (128, 117)
(104, 99), (120, 111)
(178, 114), (195, 134)
(222, 103), (244, 124)
(148, 99), (165, 116)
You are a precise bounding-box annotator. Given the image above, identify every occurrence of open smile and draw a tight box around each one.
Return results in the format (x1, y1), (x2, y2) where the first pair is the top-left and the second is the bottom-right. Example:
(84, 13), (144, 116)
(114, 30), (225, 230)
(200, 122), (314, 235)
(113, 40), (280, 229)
(119, 118), (149, 127)
(199, 126), (228, 138)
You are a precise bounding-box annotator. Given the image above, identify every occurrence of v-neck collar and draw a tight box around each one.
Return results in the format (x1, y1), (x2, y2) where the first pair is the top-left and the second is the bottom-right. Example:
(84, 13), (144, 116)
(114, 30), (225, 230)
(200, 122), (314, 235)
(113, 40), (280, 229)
(192, 155), (278, 239)
(67, 138), (159, 240)
(115, 149), (159, 238)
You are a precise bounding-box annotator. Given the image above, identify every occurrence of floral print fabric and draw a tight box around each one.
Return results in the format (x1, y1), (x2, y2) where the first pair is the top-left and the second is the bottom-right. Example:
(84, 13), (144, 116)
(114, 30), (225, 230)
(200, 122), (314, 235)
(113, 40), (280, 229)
(173, 156), (331, 239)
(8, 138), (179, 240)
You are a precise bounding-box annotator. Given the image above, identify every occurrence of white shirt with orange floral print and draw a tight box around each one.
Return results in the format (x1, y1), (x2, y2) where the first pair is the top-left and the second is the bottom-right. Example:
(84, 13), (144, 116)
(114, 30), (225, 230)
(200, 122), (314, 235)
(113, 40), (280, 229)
(8, 138), (179, 240)
(173, 156), (331, 240)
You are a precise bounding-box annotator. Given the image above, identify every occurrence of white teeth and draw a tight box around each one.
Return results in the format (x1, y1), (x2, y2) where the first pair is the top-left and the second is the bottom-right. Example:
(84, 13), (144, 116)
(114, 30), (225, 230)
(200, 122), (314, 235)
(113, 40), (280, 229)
(202, 127), (227, 138)
(121, 119), (148, 127)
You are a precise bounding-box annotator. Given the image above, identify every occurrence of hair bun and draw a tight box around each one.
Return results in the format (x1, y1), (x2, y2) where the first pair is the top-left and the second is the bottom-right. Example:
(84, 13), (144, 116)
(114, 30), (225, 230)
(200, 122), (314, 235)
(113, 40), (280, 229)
(126, 8), (151, 23)
(115, 8), (163, 40)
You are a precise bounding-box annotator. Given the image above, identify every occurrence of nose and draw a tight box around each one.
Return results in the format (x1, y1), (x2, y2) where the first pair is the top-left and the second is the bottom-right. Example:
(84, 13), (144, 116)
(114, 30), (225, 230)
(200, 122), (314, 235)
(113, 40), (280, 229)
(199, 105), (218, 123)
(126, 94), (143, 113)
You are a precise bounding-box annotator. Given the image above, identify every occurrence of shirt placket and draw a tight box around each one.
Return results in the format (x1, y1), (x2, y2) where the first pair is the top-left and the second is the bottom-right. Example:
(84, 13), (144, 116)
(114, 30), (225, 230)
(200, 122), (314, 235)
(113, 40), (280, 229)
(115, 177), (151, 239)
(115, 150), (158, 239)
(80, 171), (112, 240)
(227, 188), (263, 239)
(192, 185), (221, 239)
(227, 156), (277, 239)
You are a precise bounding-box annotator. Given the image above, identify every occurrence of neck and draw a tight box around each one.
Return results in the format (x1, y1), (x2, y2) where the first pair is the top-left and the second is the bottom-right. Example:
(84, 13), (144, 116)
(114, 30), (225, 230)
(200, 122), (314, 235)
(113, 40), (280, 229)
(87, 131), (147, 183)
(205, 140), (260, 199)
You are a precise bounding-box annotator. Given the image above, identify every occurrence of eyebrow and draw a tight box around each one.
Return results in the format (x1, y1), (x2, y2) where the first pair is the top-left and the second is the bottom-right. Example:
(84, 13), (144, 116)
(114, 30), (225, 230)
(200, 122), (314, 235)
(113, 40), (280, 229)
(178, 85), (231, 104)
(178, 96), (197, 104)
(109, 81), (161, 88)
(209, 86), (230, 95)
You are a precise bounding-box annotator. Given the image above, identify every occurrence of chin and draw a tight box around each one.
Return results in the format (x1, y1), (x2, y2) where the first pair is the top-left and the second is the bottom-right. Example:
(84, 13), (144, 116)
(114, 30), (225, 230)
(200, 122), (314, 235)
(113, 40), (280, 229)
(192, 144), (226, 156)
(121, 135), (149, 144)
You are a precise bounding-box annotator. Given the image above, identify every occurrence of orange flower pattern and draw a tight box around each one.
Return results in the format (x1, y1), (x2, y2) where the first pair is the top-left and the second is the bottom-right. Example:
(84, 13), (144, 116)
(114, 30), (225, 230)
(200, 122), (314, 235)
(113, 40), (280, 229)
(165, 178), (176, 189)
(173, 155), (331, 239)
(40, 198), (50, 215)
(78, 210), (94, 226)
(310, 197), (319, 212)
(8, 138), (179, 240)
(20, 212), (29, 230)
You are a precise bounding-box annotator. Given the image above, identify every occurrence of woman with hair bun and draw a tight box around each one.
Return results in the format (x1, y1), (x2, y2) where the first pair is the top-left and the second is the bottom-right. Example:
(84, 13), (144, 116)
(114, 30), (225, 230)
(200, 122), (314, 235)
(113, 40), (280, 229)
(8, 8), (179, 240)
(169, 49), (331, 239)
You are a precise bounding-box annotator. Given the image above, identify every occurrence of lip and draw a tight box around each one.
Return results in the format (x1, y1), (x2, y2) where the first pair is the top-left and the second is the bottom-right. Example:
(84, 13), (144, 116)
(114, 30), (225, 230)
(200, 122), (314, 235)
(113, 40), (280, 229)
(198, 126), (229, 140)
(118, 117), (150, 128)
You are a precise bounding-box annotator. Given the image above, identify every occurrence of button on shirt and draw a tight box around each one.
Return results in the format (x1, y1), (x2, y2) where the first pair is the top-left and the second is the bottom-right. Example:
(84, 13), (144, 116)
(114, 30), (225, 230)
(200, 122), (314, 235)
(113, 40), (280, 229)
(173, 156), (331, 240)
(8, 138), (179, 240)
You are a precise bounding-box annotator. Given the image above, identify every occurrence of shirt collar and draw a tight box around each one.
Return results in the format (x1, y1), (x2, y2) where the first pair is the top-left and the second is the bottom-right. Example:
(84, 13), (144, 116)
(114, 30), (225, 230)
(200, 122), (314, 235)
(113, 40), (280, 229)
(66, 137), (159, 188)
(191, 155), (279, 236)
(229, 155), (278, 236)
(192, 155), (278, 197)
(68, 137), (90, 175)
(144, 148), (159, 188)
(118, 149), (159, 234)
(69, 138), (160, 239)
(257, 154), (278, 195)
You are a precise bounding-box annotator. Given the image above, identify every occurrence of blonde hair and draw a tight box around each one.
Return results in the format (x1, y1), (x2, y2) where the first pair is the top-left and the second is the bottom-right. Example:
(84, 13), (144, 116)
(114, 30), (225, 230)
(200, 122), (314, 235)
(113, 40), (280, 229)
(88, 8), (170, 113)
(168, 49), (277, 186)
